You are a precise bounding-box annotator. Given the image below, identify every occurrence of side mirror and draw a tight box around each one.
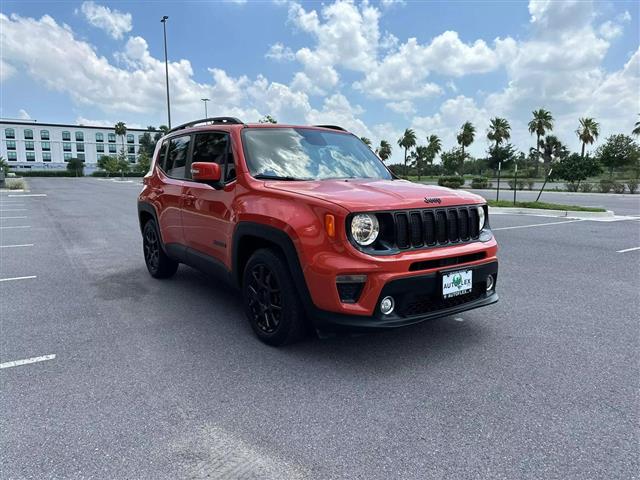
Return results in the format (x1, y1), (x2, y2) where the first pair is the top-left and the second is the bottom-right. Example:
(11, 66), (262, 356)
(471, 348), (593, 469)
(191, 162), (221, 183)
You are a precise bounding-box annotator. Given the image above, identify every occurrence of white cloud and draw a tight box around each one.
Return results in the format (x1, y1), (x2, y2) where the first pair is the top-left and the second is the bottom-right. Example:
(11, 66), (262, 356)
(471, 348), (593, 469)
(386, 100), (415, 115)
(599, 21), (623, 40)
(18, 109), (31, 120)
(381, 0), (405, 8)
(307, 93), (371, 137)
(0, 58), (17, 81)
(265, 42), (295, 61)
(617, 11), (631, 23)
(79, 1), (132, 39)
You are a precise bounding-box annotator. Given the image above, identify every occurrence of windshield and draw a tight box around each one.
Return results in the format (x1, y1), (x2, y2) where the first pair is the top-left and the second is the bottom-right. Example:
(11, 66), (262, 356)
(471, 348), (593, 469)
(242, 128), (392, 181)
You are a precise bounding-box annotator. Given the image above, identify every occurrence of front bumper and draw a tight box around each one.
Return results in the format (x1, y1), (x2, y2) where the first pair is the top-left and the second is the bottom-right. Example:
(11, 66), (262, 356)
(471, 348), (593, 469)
(310, 261), (498, 332)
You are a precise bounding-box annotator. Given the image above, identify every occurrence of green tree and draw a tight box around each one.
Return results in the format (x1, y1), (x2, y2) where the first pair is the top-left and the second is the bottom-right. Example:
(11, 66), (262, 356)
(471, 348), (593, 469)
(425, 134), (442, 169)
(440, 147), (466, 175)
(595, 134), (640, 178)
(259, 115), (277, 124)
(97, 155), (119, 177)
(528, 109), (554, 176)
(135, 151), (151, 174)
(539, 135), (568, 169)
(576, 117), (600, 158)
(66, 157), (84, 177)
(0, 156), (9, 175)
(138, 131), (155, 158)
(116, 149), (130, 176)
(487, 117), (511, 148)
(553, 153), (601, 190)
(456, 122), (475, 158)
(360, 137), (372, 148)
(487, 143), (517, 172)
(114, 121), (127, 157)
(397, 128), (417, 177)
(376, 140), (392, 161)
(412, 145), (429, 180)
(633, 115), (640, 137)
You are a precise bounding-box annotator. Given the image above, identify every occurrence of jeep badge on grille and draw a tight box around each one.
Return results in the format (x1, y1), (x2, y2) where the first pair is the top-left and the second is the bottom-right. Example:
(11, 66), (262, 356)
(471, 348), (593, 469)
(424, 197), (442, 204)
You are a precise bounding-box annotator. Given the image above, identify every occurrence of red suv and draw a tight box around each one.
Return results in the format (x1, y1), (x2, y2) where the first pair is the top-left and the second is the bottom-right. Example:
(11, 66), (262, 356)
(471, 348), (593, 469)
(138, 117), (498, 345)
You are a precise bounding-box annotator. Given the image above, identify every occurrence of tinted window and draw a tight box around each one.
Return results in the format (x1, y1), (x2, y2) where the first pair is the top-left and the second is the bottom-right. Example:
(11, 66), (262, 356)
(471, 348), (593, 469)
(157, 140), (168, 169)
(242, 128), (391, 181)
(192, 132), (235, 181)
(165, 136), (190, 178)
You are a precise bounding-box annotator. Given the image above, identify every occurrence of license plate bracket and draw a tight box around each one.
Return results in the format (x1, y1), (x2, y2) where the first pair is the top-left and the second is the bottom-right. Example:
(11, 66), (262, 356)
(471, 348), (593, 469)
(441, 269), (473, 299)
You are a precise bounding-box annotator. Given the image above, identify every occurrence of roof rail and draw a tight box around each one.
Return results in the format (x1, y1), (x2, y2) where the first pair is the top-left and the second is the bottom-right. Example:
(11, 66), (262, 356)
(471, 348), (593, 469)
(314, 124), (347, 132)
(167, 117), (244, 134)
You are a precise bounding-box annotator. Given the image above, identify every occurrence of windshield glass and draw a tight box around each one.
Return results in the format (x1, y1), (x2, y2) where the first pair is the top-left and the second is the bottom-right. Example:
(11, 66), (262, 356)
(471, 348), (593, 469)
(242, 128), (392, 181)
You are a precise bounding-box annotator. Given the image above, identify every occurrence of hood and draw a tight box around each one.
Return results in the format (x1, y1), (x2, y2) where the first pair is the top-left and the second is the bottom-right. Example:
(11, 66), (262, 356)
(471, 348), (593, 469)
(265, 179), (485, 212)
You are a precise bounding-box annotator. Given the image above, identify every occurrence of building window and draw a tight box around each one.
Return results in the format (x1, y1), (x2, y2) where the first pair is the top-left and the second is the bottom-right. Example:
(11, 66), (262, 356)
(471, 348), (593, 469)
(109, 144), (117, 153)
(6, 140), (16, 150)
(25, 141), (35, 151)
(64, 153), (72, 161)
(41, 141), (51, 151)
(24, 129), (34, 139)
(139, 135), (144, 143)
(26, 152), (36, 161)
(5, 128), (15, 139)
(128, 155), (136, 163)
(127, 134), (134, 143)
(43, 152), (52, 162)
(108, 133), (116, 142)
(76, 143), (84, 152)
(96, 144), (104, 153)
(62, 131), (71, 141)
(77, 153), (85, 161)
(40, 130), (50, 140)
(128, 145), (135, 154)
(7, 151), (17, 161)
(63, 142), (71, 152)
(96, 132), (104, 142)
(75, 131), (84, 141)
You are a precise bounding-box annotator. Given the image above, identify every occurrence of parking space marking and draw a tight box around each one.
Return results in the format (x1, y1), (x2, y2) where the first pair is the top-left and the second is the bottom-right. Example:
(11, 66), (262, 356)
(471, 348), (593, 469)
(617, 246), (640, 253)
(0, 209), (27, 212)
(8, 194), (47, 197)
(0, 275), (37, 282)
(0, 354), (56, 370)
(0, 225), (31, 229)
(0, 216), (28, 219)
(493, 219), (582, 231)
(0, 244), (34, 249)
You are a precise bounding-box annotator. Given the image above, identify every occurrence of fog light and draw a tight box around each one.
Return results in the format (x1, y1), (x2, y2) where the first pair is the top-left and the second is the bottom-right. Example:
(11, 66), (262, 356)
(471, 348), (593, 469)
(486, 275), (495, 291)
(380, 296), (395, 315)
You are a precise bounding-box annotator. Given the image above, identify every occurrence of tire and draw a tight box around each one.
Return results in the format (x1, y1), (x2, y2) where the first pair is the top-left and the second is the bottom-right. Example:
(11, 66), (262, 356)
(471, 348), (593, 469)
(142, 219), (179, 279)
(242, 248), (307, 346)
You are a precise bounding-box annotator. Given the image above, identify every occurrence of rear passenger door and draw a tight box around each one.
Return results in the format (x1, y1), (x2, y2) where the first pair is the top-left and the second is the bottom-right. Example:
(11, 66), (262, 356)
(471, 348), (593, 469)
(181, 131), (236, 269)
(155, 135), (190, 247)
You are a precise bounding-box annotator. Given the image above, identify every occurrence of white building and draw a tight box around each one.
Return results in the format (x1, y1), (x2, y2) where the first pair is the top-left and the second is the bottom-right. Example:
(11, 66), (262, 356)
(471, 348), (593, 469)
(0, 120), (149, 172)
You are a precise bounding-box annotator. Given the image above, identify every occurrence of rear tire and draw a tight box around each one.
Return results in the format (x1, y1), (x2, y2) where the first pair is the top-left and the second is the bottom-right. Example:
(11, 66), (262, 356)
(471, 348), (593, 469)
(143, 219), (178, 279)
(242, 249), (306, 346)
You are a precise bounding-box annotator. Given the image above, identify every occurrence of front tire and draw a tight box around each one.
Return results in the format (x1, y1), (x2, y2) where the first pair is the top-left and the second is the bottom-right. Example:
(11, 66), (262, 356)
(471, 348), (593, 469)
(143, 220), (178, 278)
(242, 249), (306, 346)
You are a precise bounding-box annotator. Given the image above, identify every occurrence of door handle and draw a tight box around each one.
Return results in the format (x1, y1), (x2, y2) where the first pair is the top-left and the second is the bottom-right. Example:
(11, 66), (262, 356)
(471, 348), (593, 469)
(183, 193), (196, 206)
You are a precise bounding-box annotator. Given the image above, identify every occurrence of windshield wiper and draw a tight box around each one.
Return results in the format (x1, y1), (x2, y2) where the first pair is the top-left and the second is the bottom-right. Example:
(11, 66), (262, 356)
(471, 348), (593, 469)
(254, 174), (307, 181)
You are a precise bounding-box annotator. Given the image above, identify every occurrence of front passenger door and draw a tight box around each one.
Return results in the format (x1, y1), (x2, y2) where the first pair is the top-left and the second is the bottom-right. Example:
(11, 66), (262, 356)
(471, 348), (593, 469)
(181, 131), (236, 270)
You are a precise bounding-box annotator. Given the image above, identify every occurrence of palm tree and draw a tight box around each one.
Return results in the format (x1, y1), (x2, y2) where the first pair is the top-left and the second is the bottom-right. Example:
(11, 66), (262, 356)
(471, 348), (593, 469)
(376, 140), (392, 161)
(456, 122), (475, 158)
(576, 117), (600, 158)
(397, 128), (417, 177)
(426, 134), (442, 166)
(487, 117), (511, 148)
(360, 137), (372, 147)
(528, 109), (554, 176)
(114, 121), (127, 157)
(539, 135), (567, 166)
(633, 115), (640, 137)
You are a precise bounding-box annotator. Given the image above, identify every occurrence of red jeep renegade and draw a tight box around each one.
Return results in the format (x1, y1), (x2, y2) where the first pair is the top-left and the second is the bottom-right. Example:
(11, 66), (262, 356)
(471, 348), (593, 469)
(138, 117), (498, 345)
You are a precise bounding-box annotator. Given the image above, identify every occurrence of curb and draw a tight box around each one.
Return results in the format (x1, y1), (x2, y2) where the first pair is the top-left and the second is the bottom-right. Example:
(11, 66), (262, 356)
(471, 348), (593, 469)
(489, 206), (614, 219)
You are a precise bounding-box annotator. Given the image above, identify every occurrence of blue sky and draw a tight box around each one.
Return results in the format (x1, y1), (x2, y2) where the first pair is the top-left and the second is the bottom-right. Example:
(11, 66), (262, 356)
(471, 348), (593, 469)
(1, 0), (638, 162)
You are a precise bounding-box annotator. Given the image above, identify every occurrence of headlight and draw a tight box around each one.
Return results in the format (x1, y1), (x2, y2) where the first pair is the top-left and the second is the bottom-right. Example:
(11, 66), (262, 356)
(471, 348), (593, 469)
(478, 205), (486, 231)
(351, 213), (379, 246)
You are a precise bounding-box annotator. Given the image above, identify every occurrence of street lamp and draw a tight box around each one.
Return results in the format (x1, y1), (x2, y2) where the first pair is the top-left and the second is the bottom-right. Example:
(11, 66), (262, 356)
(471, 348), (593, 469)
(201, 98), (210, 118)
(161, 15), (171, 129)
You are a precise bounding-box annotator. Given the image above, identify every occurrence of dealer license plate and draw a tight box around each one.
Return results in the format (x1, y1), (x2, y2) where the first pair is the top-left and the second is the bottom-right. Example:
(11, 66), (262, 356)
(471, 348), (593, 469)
(442, 270), (473, 299)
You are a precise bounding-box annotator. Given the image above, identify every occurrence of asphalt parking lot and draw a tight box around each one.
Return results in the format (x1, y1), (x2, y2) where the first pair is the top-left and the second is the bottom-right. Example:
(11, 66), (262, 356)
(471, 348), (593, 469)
(1, 178), (639, 479)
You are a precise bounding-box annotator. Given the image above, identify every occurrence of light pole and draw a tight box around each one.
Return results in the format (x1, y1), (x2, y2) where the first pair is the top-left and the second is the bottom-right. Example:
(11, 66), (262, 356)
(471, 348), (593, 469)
(161, 16), (171, 129)
(201, 98), (210, 118)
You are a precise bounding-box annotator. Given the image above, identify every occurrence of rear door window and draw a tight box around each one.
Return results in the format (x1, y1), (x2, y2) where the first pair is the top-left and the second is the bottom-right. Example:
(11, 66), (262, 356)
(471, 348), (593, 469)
(164, 135), (190, 179)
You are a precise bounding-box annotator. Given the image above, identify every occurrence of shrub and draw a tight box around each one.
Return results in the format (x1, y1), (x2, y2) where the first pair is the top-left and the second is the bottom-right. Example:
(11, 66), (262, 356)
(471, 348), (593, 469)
(437, 176), (465, 189)
(90, 171), (144, 177)
(5, 178), (25, 190)
(627, 180), (638, 194)
(599, 179), (613, 193)
(612, 182), (625, 194)
(15, 170), (76, 177)
(507, 179), (526, 190)
(526, 180), (535, 190)
(579, 182), (593, 193)
(66, 158), (85, 176)
(470, 177), (489, 189)
(565, 182), (579, 192)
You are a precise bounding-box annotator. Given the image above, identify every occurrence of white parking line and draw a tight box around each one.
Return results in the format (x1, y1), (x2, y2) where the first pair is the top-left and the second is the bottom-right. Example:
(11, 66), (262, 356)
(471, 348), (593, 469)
(0, 354), (56, 370)
(0, 209), (27, 212)
(0, 244), (34, 248)
(0, 216), (28, 219)
(0, 225), (30, 229)
(493, 219), (583, 231)
(8, 194), (47, 197)
(0, 275), (37, 282)
(617, 246), (640, 253)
